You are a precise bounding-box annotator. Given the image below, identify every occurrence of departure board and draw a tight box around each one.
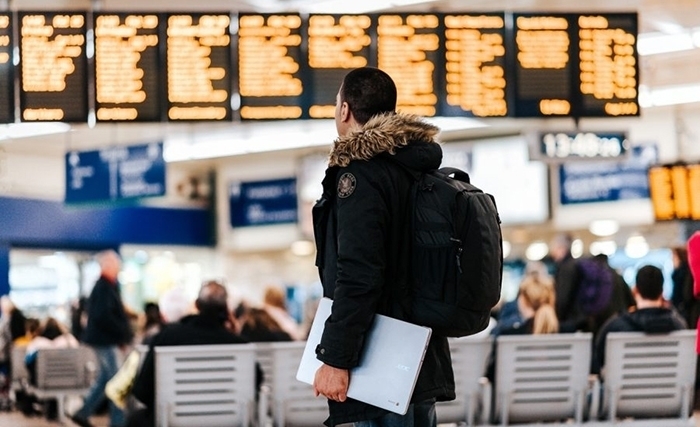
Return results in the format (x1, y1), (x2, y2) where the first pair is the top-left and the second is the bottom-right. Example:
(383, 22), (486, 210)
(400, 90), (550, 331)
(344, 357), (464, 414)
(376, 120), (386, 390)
(649, 164), (700, 221)
(512, 13), (574, 117)
(307, 14), (372, 118)
(0, 14), (13, 123)
(238, 14), (303, 120)
(442, 13), (508, 117)
(166, 14), (231, 121)
(19, 12), (88, 122)
(377, 14), (440, 117)
(577, 14), (638, 117)
(94, 13), (161, 122)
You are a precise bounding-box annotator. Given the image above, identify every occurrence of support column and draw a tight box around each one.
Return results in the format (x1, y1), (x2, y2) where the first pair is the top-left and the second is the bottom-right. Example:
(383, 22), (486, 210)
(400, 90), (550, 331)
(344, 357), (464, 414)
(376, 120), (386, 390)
(0, 242), (9, 296)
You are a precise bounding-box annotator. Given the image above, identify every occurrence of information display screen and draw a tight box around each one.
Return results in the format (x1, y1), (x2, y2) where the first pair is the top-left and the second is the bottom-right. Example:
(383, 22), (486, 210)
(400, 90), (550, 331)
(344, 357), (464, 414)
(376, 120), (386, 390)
(19, 12), (88, 122)
(1, 10), (639, 123)
(0, 14), (13, 123)
(649, 164), (700, 221)
(307, 14), (372, 119)
(441, 13), (508, 117)
(577, 14), (638, 117)
(166, 13), (232, 121)
(238, 14), (304, 120)
(377, 14), (441, 117)
(512, 13), (574, 117)
(94, 13), (161, 122)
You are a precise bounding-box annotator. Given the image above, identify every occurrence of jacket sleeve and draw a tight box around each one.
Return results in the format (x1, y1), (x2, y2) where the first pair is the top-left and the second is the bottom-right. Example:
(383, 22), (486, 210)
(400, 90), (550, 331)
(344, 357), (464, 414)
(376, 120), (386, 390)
(317, 162), (388, 369)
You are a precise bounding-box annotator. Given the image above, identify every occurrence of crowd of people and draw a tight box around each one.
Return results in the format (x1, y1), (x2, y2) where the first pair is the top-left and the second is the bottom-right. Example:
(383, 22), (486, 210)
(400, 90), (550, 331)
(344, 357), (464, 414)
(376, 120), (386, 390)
(0, 231), (697, 426)
(0, 249), (309, 426)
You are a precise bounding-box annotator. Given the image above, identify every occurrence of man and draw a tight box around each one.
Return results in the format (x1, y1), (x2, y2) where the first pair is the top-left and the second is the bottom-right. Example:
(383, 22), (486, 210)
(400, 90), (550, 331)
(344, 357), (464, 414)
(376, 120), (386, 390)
(592, 265), (687, 375)
(312, 67), (454, 427)
(128, 281), (257, 427)
(71, 250), (133, 427)
(549, 233), (580, 331)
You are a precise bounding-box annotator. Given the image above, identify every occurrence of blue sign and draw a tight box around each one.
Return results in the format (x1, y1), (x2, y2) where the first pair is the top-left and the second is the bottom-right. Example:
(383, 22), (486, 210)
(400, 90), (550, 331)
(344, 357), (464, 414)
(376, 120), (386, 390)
(65, 142), (165, 204)
(559, 144), (658, 205)
(229, 178), (298, 227)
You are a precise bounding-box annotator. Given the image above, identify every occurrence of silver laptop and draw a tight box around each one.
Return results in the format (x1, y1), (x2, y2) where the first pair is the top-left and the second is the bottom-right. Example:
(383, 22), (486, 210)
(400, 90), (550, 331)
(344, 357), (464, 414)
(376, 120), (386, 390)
(296, 297), (432, 415)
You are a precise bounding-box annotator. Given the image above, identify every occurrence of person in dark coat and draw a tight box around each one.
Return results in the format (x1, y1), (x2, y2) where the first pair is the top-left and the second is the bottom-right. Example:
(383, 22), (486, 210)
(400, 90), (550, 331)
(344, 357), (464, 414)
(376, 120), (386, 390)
(128, 280), (260, 427)
(550, 233), (581, 332)
(592, 265), (687, 376)
(71, 250), (133, 427)
(312, 67), (455, 427)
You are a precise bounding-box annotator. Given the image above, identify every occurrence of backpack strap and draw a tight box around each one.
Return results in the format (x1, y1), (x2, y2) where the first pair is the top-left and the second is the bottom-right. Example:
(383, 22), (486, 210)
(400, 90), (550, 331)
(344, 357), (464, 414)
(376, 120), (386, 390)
(437, 167), (471, 184)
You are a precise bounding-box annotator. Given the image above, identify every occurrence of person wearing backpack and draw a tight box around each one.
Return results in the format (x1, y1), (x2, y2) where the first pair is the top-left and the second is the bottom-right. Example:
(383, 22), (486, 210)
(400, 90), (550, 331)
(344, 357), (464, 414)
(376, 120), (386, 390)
(311, 67), (457, 427)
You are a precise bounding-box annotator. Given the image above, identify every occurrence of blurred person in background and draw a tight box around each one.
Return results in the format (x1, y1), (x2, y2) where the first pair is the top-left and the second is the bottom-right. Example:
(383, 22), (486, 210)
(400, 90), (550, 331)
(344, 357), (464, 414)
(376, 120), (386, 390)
(0, 295), (26, 407)
(139, 302), (163, 345)
(486, 273), (559, 381)
(549, 233), (580, 331)
(70, 296), (89, 342)
(240, 306), (293, 342)
(686, 231), (700, 408)
(670, 245), (699, 328)
(492, 261), (551, 332)
(71, 250), (133, 427)
(592, 265), (687, 376)
(128, 280), (260, 427)
(263, 286), (305, 340)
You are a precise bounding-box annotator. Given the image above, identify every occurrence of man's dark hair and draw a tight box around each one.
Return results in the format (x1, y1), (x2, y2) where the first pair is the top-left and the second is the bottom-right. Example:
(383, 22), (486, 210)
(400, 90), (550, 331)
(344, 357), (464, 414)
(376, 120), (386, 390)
(340, 67), (397, 125)
(635, 265), (664, 300)
(196, 280), (229, 319)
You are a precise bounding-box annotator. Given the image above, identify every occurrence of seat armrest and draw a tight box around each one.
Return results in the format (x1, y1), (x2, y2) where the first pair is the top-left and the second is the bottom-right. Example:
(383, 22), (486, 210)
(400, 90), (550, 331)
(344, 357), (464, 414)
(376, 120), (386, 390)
(588, 374), (600, 421)
(479, 376), (492, 425)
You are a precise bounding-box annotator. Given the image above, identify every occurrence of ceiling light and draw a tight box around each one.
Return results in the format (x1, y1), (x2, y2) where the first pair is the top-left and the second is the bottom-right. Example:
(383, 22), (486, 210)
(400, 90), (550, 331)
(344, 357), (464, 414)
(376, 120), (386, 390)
(571, 239), (584, 259)
(589, 220), (619, 237)
(590, 240), (617, 256)
(648, 83), (700, 107)
(637, 31), (694, 56)
(0, 122), (71, 141)
(624, 235), (649, 259)
(525, 241), (549, 261)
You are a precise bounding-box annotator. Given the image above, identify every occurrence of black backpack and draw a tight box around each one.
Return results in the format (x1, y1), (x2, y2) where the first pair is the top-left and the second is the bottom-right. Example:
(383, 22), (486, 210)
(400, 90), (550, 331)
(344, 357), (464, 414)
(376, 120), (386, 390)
(406, 167), (503, 337)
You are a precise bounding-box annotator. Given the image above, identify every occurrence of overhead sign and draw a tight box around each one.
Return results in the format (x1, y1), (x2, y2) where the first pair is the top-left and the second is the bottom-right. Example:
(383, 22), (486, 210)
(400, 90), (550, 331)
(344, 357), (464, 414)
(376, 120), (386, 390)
(65, 142), (165, 204)
(229, 178), (298, 227)
(559, 144), (657, 205)
(540, 131), (628, 161)
(0, 14), (12, 123)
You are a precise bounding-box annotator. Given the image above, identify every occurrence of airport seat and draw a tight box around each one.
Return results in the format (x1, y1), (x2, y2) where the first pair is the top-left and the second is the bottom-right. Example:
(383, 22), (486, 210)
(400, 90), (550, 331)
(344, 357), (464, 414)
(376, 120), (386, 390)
(25, 346), (92, 424)
(436, 336), (493, 426)
(155, 343), (257, 427)
(10, 345), (28, 394)
(264, 341), (327, 427)
(492, 333), (593, 426)
(596, 330), (697, 426)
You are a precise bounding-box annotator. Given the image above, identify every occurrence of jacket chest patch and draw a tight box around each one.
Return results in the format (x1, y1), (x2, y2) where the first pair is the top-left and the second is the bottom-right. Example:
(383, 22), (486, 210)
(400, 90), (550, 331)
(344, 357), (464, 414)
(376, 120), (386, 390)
(337, 173), (356, 198)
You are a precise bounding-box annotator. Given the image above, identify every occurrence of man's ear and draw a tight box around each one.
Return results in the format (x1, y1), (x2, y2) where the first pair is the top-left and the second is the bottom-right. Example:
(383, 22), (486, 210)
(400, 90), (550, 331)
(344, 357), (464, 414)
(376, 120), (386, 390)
(340, 101), (351, 123)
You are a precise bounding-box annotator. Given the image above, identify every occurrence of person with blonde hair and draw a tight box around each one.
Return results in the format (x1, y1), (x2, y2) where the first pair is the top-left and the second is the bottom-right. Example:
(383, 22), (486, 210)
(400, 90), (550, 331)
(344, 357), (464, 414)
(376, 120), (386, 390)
(263, 286), (305, 340)
(486, 274), (559, 381)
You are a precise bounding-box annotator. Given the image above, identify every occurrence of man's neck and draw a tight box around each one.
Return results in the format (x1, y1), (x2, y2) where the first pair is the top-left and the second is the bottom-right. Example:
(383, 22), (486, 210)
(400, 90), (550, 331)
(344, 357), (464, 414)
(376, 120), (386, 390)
(635, 298), (664, 310)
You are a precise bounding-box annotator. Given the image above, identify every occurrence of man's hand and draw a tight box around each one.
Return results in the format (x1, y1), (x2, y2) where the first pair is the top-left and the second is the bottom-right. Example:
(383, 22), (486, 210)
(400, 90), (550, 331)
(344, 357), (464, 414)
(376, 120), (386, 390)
(313, 363), (349, 402)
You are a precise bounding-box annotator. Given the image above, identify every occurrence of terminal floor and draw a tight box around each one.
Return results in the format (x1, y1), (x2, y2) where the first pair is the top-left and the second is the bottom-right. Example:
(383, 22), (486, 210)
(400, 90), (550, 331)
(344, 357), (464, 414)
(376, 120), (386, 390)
(0, 413), (698, 426)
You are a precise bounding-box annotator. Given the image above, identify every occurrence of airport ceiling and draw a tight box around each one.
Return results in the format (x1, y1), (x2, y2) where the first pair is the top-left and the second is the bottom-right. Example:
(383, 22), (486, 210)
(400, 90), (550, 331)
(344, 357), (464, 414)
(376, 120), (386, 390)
(1, 0), (699, 159)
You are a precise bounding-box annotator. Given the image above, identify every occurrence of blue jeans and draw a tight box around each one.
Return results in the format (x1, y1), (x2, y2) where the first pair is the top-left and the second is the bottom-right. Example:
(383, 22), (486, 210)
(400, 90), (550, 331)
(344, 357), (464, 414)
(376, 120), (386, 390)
(75, 346), (125, 427)
(354, 399), (437, 427)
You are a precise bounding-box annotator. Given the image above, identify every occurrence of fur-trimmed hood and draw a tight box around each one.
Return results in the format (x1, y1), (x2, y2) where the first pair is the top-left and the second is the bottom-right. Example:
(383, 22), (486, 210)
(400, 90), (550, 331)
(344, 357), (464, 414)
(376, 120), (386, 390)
(328, 112), (441, 169)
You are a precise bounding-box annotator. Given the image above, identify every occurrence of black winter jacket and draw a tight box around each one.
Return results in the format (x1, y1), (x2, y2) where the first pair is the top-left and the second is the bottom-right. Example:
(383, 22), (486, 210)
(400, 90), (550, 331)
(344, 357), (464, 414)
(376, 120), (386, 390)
(312, 113), (455, 426)
(591, 307), (687, 375)
(82, 275), (133, 346)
